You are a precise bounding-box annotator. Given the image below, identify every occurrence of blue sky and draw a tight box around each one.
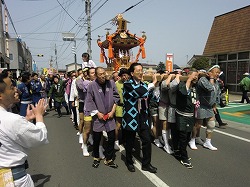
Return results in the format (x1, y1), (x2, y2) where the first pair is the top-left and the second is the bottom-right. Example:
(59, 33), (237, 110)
(6, 0), (250, 70)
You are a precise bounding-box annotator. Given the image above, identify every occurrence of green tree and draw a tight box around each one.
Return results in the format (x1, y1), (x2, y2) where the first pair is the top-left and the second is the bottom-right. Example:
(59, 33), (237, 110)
(156, 61), (166, 74)
(192, 57), (210, 70)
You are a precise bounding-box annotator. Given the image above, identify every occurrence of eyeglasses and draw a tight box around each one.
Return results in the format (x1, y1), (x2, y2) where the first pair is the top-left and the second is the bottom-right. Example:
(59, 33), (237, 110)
(134, 70), (143, 74)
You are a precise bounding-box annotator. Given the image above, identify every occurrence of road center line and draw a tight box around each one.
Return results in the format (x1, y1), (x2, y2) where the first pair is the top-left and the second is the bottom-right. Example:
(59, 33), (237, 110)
(119, 145), (169, 187)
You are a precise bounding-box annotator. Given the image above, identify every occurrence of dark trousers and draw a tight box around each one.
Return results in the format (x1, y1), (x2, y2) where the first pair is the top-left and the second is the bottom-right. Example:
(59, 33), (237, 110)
(124, 127), (152, 167)
(170, 122), (179, 152)
(54, 101), (69, 115)
(93, 130), (115, 160)
(214, 108), (223, 126)
(178, 131), (191, 160)
(48, 97), (53, 109)
(241, 91), (250, 103)
(69, 101), (78, 126)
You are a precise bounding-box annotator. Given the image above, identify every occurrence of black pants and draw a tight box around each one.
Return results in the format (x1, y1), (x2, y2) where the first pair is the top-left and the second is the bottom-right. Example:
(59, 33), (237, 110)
(214, 108), (223, 126)
(54, 101), (69, 115)
(178, 131), (191, 160)
(241, 91), (250, 103)
(170, 122), (179, 152)
(124, 127), (152, 167)
(93, 130), (115, 160)
(48, 96), (53, 109)
(69, 101), (78, 126)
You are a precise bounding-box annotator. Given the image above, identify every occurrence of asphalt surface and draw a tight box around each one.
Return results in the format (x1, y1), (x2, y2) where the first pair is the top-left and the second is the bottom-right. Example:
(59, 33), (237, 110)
(28, 109), (250, 187)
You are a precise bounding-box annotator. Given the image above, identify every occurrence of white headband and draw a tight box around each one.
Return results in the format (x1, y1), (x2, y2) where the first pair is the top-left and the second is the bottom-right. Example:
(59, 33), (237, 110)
(207, 65), (220, 72)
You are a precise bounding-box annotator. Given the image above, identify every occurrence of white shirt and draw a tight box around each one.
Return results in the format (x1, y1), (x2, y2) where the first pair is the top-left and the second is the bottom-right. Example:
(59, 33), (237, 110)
(0, 106), (49, 168)
(82, 60), (97, 69)
(69, 78), (78, 103)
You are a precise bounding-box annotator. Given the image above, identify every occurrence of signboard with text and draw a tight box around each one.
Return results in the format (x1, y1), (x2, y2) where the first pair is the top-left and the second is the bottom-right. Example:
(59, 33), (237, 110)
(166, 53), (173, 72)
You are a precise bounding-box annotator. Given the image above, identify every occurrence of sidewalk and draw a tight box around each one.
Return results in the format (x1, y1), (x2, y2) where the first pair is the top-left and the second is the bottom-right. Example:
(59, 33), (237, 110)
(228, 93), (241, 103)
(219, 93), (250, 133)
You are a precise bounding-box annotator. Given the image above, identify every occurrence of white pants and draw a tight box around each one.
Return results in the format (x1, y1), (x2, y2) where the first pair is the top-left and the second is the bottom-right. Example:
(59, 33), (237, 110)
(14, 174), (34, 187)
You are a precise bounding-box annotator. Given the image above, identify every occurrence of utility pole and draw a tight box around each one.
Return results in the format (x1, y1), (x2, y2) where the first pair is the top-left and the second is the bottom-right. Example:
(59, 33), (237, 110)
(4, 4), (8, 59)
(85, 0), (92, 58)
(55, 44), (58, 72)
(73, 40), (77, 72)
(0, 0), (6, 68)
(49, 56), (53, 70)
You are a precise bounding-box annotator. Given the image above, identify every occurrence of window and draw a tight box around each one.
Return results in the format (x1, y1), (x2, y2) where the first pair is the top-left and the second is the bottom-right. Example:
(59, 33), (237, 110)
(9, 54), (13, 60)
(227, 61), (237, 84)
(228, 54), (237, 60)
(218, 54), (227, 61)
(238, 52), (249, 60)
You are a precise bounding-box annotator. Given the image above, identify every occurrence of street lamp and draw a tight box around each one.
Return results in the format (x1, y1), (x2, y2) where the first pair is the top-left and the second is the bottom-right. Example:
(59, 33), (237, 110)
(62, 32), (77, 72)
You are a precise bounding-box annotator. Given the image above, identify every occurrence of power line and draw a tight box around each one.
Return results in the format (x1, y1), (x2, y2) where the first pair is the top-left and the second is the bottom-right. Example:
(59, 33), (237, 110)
(91, 0), (109, 18)
(90, 0), (145, 33)
(56, 0), (81, 27)
(13, 1), (75, 23)
(121, 0), (145, 14)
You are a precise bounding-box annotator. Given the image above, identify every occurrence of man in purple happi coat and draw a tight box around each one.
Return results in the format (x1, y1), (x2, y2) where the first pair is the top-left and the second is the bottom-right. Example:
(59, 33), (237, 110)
(84, 67), (120, 168)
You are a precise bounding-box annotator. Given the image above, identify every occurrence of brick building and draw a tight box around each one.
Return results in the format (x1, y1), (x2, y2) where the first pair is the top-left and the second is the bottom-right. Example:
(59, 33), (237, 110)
(203, 5), (250, 92)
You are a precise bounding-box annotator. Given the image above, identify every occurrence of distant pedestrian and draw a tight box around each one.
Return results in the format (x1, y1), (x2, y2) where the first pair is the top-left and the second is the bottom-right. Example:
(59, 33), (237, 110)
(17, 72), (32, 117)
(30, 72), (42, 105)
(48, 76), (69, 118)
(239, 72), (250, 103)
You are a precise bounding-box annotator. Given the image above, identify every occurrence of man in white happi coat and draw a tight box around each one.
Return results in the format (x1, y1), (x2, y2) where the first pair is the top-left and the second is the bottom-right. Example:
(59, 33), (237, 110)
(0, 71), (49, 187)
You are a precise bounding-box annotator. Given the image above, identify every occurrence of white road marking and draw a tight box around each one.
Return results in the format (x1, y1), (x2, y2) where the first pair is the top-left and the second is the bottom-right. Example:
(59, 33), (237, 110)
(214, 129), (250, 143)
(119, 145), (169, 187)
(201, 126), (250, 143)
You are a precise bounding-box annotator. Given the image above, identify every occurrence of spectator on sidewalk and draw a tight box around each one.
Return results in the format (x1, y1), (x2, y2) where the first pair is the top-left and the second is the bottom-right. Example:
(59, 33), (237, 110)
(239, 72), (250, 104)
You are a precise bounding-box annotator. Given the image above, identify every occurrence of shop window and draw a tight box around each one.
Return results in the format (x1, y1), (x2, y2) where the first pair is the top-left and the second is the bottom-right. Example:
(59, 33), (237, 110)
(227, 61), (237, 84)
(237, 61), (249, 83)
(218, 54), (227, 61)
(228, 54), (237, 60)
(238, 52), (249, 60)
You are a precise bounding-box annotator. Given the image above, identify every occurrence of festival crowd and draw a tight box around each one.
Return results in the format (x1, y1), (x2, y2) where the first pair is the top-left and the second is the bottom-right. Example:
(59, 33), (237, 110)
(0, 52), (230, 186)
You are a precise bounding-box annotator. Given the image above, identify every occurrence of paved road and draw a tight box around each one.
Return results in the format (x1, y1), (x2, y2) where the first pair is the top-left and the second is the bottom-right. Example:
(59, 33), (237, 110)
(28, 110), (250, 187)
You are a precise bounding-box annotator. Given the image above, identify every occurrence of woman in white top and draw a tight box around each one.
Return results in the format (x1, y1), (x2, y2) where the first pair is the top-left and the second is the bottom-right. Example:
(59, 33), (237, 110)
(82, 53), (97, 69)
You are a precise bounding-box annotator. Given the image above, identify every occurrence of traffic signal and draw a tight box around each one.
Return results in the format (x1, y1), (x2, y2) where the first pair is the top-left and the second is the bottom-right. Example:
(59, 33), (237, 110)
(37, 54), (44, 57)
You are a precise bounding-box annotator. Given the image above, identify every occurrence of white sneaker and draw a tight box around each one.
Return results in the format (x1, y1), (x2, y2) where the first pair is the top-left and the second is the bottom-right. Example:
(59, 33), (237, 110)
(99, 146), (105, 159)
(159, 136), (165, 146)
(79, 133), (83, 144)
(195, 137), (204, 145)
(188, 139), (198, 150)
(203, 141), (218, 151)
(154, 139), (163, 148)
(163, 144), (174, 154)
(76, 132), (80, 136)
(114, 141), (120, 151)
(82, 144), (90, 157)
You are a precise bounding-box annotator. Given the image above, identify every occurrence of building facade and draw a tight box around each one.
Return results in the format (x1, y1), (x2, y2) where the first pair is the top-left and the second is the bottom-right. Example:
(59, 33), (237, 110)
(9, 38), (32, 78)
(203, 5), (250, 92)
